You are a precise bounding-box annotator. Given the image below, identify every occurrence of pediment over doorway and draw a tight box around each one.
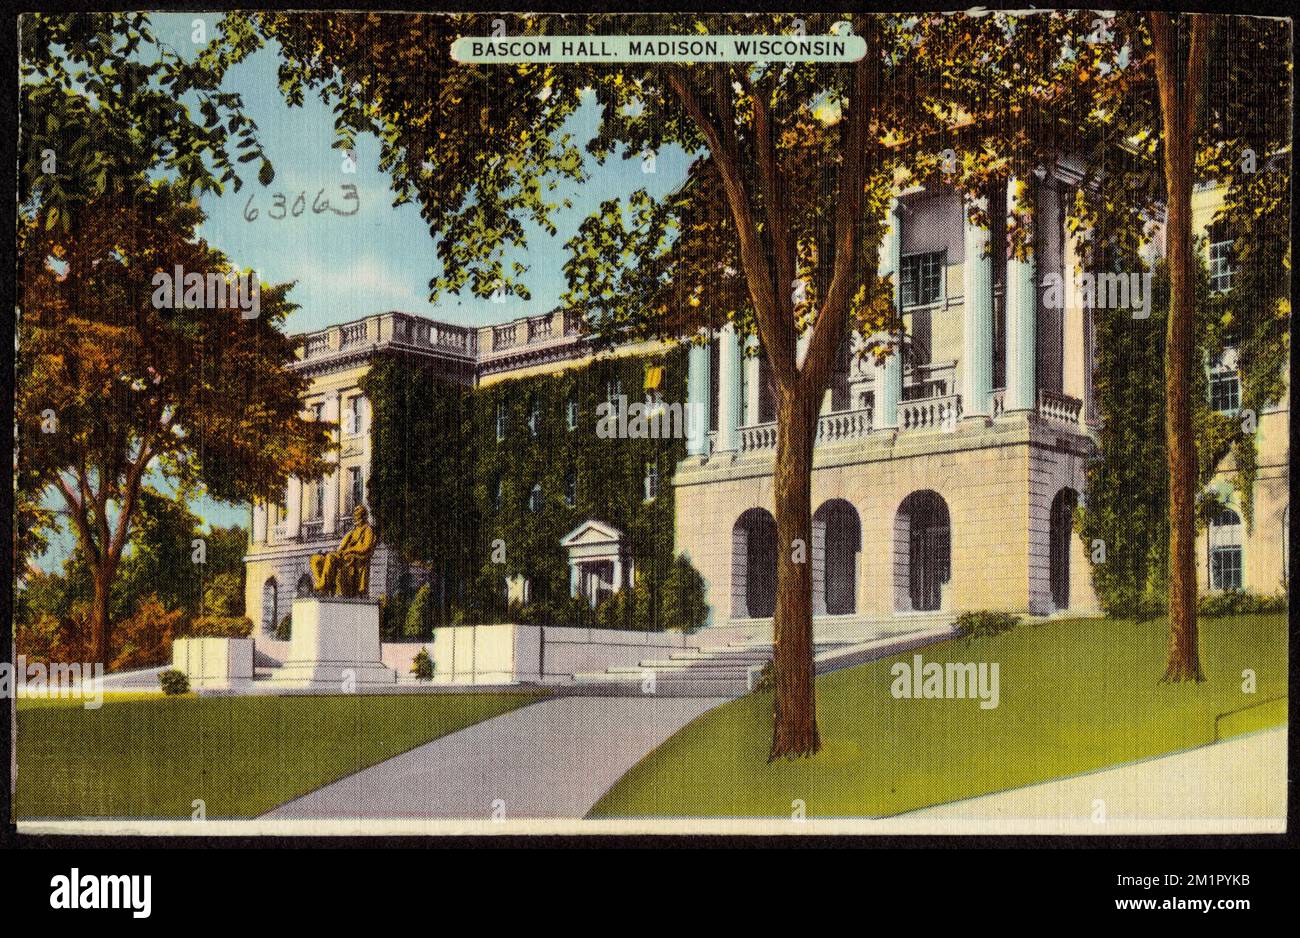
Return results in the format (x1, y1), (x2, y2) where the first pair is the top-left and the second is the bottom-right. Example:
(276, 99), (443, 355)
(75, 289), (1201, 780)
(560, 519), (625, 550)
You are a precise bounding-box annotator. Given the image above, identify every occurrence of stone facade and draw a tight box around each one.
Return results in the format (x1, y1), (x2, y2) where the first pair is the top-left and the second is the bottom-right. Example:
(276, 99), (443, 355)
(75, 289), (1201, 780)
(244, 175), (1288, 635)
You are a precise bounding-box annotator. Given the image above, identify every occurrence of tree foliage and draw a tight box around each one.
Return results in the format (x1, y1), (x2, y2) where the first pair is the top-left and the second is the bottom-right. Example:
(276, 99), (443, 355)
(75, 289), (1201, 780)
(18, 12), (330, 662)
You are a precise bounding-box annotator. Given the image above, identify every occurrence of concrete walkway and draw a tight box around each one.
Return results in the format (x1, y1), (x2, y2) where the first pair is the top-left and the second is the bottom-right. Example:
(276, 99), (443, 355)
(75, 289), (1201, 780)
(905, 726), (1287, 828)
(262, 695), (725, 820)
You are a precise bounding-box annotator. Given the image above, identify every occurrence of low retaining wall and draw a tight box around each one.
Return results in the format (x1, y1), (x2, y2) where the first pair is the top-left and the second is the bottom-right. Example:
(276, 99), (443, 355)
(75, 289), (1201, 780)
(173, 637), (254, 688)
(382, 625), (693, 685)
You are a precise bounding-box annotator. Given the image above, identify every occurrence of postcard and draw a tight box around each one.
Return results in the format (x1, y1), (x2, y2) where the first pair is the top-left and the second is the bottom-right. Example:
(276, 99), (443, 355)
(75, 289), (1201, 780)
(11, 9), (1290, 838)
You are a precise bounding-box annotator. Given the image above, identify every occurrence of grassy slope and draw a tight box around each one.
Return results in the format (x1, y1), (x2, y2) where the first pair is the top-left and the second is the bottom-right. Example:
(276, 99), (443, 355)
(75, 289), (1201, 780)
(17, 692), (541, 819)
(590, 614), (1287, 819)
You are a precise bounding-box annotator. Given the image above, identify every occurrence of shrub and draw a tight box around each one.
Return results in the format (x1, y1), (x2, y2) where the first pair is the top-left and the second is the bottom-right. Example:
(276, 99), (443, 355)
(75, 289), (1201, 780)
(953, 610), (1020, 644)
(751, 659), (774, 693)
(202, 571), (245, 618)
(405, 583), (434, 639)
(158, 669), (190, 695)
(662, 554), (708, 632)
(110, 594), (186, 671)
(594, 588), (632, 631)
(379, 591), (408, 642)
(15, 611), (79, 665)
(411, 648), (434, 681)
(274, 614), (292, 641)
(187, 615), (253, 638)
(1198, 590), (1287, 617)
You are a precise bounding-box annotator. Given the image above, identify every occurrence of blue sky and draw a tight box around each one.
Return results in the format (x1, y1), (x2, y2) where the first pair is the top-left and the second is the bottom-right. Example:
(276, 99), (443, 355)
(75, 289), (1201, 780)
(35, 12), (693, 569)
(156, 13), (692, 335)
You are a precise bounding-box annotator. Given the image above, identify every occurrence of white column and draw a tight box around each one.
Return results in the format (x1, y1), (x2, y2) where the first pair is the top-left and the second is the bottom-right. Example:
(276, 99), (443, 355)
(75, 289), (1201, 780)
(686, 332), (712, 456)
(322, 390), (341, 534)
(569, 563), (580, 599)
(1062, 189), (1091, 422)
(742, 335), (761, 425)
(612, 557), (624, 592)
(285, 478), (302, 540)
(715, 322), (743, 452)
(873, 197), (902, 429)
(962, 193), (994, 417)
(1006, 176), (1038, 412)
(252, 502), (267, 543)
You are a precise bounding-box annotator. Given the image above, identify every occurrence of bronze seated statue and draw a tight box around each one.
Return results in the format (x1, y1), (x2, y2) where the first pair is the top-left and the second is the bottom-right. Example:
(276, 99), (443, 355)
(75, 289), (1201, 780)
(310, 505), (376, 598)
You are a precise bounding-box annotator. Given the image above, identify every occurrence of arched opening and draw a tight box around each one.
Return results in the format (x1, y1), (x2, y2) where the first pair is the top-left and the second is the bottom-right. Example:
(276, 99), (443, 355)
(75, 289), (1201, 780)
(732, 508), (777, 618)
(894, 491), (951, 612)
(813, 499), (861, 615)
(1050, 488), (1079, 611)
(261, 577), (279, 635)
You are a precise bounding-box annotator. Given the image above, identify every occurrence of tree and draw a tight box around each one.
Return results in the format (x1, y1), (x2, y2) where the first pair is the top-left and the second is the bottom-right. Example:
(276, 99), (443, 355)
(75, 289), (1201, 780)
(201, 526), (251, 618)
(18, 189), (330, 664)
(18, 13), (331, 664)
(1149, 12), (1211, 682)
(253, 11), (904, 756)
(253, 10), (1133, 756)
(1081, 13), (1290, 680)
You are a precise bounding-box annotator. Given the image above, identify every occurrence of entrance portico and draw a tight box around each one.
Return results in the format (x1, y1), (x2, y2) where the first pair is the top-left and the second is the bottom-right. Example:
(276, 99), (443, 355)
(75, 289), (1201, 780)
(562, 520), (633, 608)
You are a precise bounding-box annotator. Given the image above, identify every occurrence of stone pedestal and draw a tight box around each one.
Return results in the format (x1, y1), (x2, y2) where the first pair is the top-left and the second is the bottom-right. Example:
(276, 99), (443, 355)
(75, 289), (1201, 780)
(264, 598), (396, 689)
(173, 637), (254, 690)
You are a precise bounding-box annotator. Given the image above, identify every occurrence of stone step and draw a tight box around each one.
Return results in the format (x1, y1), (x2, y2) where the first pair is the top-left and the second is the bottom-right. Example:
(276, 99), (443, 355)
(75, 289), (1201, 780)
(635, 657), (762, 670)
(667, 650), (770, 662)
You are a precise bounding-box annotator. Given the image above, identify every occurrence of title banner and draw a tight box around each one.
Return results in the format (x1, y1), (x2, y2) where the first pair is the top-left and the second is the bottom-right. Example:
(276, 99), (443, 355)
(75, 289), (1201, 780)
(451, 34), (865, 64)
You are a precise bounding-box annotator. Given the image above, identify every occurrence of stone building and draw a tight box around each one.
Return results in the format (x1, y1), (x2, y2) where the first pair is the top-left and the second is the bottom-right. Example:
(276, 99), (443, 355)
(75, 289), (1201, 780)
(244, 174), (1288, 637)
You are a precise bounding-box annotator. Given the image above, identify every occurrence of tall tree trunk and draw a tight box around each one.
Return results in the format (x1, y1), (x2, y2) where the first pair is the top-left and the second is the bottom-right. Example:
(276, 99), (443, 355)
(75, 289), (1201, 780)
(1151, 13), (1206, 682)
(770, 380), (821, 758)
(88, 566), (113, 666)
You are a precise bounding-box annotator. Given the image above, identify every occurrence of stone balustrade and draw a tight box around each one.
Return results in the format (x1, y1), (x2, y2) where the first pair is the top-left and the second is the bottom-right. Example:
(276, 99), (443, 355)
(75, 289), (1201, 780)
(898, 394), (962, 431)
(1039, 389), (1083, 424)
(339, 322), (368, 348)
(739, 422), (778, 453)
(731, 406), (875, 454)
(817, 407), (873, 445)
(298, 312), (480, 363)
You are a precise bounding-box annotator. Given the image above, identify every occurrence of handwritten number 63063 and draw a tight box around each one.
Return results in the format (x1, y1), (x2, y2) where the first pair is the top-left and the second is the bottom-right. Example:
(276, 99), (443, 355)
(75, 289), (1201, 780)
(243, 184), (359, 221)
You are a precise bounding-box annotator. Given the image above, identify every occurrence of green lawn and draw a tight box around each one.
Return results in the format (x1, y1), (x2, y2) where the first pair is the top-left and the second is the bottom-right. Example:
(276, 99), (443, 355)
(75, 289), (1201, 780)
(17, 692), (541, 819)
(590, 614), (1288, 819)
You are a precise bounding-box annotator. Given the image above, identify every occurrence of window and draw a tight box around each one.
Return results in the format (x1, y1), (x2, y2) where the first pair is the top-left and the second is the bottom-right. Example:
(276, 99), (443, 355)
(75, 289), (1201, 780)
(312, 402), (324, 422)
(566, 397), (578, 431)
(643, 461), (659, 502)
(1209, 238), (1235, 294)
(528, 482), (543, 513)
(606, 378), (623, 404)
(1211, 546), (1243, 591)
(496, 401), (507, 441)
(1209, 505), (1243, 591)
(345, 395), (364, 436)
(528, 397), (540, 436)
(261, 578), (278, 635)
(564, 467), (576, 507)
(305, 482), (323, 521)
(1209, 370), (1241, 414)
(900, 251), (944, 308)
(345, 467), (363, 513)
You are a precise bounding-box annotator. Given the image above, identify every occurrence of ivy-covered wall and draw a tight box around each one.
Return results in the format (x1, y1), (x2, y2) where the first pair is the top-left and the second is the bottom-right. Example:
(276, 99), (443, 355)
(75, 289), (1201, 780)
(362, 344), (694, 632)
